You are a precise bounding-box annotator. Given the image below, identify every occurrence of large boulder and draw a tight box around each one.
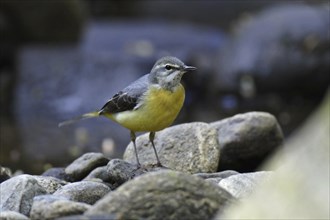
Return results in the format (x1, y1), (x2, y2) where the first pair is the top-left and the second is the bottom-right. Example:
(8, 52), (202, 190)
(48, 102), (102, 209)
(86, 170), (234, 220)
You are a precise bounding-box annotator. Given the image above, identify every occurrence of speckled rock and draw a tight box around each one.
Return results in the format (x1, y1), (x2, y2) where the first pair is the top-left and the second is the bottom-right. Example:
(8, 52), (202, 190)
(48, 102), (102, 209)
(106, 159), (147, 188)
(124, 122), (220, 173)
(53, 181), (110, 205)
(33, 175), (67, 194)
(83, 166), (109, 182)
(0, 174), (47, 216)
(30, 195), (91, 220)
(211, 112), (283, 172)
(86, 170), (234, 220)
(65, 153), (109, 181)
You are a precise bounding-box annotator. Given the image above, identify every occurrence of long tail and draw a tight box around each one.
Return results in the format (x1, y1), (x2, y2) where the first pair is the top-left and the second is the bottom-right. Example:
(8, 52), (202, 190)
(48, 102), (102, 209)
(58, 111), (100, 127)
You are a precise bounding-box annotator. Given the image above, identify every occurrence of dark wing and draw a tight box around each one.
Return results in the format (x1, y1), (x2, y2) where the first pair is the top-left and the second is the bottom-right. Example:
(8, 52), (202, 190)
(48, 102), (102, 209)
(100, 74), (149, 114)
(100, 91), (138, 114)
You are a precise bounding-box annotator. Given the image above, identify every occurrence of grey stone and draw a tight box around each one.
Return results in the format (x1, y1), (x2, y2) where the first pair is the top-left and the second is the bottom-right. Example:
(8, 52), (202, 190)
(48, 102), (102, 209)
(218, 171), (273, 199)
(33, 175), (67, 194)
(30, 195), (91, 220)
(57, 214), (116, 220)
(0, 211), (29, 220)
(65, 153), (109, 181)
(83, 166), (109, 182)
(211, 111), (283, 172)
(42, 167), (72, 182)
(53, 181), (110, 205)
(86, 170), (234, 220)
(218, 90), (330, 219)
(106, 159), (147, 188)
(194, 170), (240, 186)
(124, 122), (220, 173)
(0, 174), (47, 216)
(194, 170), (239, 180)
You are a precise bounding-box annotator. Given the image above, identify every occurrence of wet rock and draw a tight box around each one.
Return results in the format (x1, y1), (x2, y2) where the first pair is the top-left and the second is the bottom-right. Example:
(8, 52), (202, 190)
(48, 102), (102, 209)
(53, 181), (110, 205)
(218, 171), (273, 199)
(33, 175), (67, 194)
(30, 195), (91, 220)
(124, 122), (219, 173)
(211, 112), (283, 172)
(86, 170), (234, 219)
(65, 153), (109, 181)
(106, 159), (146, 188)
(0, 174), (47, 216)
(0, 166), (12, 183)
(42, 167), (72, 182)
(0, 211), (29, 220)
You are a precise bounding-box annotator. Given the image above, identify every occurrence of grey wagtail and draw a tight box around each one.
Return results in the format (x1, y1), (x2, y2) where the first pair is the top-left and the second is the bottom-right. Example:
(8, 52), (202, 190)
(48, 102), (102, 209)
(59, 56), (196, 167)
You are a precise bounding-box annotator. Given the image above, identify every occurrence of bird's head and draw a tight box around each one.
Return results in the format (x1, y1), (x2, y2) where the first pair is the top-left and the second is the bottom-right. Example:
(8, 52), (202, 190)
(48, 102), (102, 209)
(149, 56), (196, 91)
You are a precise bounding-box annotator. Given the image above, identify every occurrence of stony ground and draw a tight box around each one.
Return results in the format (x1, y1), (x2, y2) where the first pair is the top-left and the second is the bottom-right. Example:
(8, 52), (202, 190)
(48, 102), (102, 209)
(1, 112), (281, 220)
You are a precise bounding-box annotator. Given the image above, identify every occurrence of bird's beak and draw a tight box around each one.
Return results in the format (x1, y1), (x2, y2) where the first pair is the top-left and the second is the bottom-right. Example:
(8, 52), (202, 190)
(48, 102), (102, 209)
(183, 65), (197, 72)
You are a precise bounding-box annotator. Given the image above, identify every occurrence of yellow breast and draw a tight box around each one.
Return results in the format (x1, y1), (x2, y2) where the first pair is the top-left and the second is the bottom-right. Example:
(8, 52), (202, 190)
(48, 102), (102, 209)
(109, 84), (185, 132)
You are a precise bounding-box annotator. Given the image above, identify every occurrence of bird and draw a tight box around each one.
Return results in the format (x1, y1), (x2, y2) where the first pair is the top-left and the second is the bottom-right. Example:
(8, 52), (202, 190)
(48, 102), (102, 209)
(59, 56), (196, 167)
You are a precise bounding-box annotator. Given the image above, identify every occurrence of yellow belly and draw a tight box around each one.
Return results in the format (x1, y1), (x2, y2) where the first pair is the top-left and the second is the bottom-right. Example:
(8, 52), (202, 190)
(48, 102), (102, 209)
(106, 84), (185, 132)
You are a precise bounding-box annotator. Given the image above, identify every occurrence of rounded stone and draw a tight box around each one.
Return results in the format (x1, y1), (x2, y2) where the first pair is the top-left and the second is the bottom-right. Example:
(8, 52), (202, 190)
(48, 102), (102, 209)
(86, 170), (234, 220)
(124, 122), (220, 173)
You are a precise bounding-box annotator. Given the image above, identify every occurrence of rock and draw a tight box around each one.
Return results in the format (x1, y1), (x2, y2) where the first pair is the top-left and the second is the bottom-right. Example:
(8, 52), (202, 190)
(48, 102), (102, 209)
(53, 181), (110, 205)
(0, 174), (47, 216)
(218, 171), (273, 199)
(0, 211), (29, 220)
(57, 214), (116, 220)
(65, 153), (109, 181)
(0, 166), (12, 183)
(106, 159), (147, 188)
(194, 170), (239, 185)
(86, 170), (234, 219)
(195, 170), (239, 180)
(218, 90), (330, 219)
(124, 122), (220, 173)
(83, 166), (109, 182)
(211, 112), (283, 172)
(30, 195), (91, 220)
(33, 175), (67, 194)
(42, 167), (72, 182)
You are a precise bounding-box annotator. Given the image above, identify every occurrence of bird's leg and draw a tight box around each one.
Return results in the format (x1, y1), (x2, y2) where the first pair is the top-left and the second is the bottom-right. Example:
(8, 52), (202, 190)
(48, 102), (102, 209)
(149, 132), (162, 167)
(130, 131), (141, 167)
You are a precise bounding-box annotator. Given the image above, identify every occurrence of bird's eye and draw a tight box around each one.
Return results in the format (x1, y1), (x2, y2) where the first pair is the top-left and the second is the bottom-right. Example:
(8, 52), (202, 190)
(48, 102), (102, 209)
(165, 65), (172, 70)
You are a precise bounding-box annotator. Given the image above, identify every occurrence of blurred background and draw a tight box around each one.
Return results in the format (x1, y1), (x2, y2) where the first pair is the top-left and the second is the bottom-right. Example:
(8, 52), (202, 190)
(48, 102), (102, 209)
(0, 0), (329, 174)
